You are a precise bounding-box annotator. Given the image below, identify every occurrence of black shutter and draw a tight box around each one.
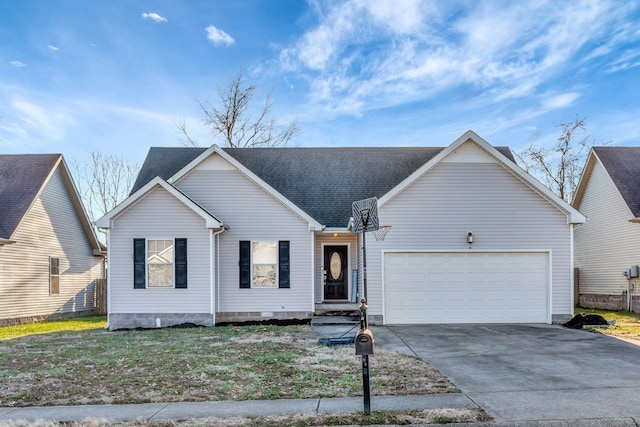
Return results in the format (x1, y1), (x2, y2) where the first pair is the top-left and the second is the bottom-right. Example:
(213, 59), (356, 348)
(133, 239), (146, 289)
(278, 241), (290, 288)
(239, 241), (251, 288)
(175, 238), (187, 289)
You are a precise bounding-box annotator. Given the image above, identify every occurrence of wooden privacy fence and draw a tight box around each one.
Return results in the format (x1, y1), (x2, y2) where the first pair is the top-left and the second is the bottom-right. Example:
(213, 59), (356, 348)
(94, 278), (107, 315)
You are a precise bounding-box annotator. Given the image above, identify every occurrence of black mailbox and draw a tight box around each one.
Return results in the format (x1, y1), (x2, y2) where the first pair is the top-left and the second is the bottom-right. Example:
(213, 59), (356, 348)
(355, 328), (374, 355)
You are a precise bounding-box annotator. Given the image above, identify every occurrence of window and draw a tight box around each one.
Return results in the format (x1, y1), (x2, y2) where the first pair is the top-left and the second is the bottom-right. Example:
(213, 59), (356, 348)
(239, 241), (290, 289)
(133, 239), (187, 289)
(49, 257), (60, 294)
(252, 242), (277, 287)
(147, 240), (174, 287)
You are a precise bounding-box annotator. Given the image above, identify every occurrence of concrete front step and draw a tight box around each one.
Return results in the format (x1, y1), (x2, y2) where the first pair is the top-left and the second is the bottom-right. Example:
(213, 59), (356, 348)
(311, 316), (360, 326)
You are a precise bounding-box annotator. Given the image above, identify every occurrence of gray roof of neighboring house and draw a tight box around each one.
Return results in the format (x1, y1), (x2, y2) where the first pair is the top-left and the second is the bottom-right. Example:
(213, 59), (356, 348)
(131, 145), (516, 228)
(0, 154), (61, 239)
(593, 146), (640, 218)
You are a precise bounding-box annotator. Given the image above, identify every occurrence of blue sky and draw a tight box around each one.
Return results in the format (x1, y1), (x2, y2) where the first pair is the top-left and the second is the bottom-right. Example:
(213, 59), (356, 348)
(1, 0), (639, 167)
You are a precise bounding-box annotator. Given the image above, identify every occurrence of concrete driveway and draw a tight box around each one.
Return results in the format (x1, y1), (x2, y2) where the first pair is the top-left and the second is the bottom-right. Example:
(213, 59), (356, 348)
(373, 324), (640, 424)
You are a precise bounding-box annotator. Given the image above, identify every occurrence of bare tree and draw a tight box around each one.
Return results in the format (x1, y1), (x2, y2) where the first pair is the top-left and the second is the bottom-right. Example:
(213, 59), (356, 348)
(178, 69), (299, 147)
(516, 116), (598, 203)
(73, 152), (139, 228)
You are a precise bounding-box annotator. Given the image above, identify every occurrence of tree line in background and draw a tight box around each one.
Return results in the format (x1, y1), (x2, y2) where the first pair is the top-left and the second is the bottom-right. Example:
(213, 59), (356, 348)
(70, 68), (597, 236)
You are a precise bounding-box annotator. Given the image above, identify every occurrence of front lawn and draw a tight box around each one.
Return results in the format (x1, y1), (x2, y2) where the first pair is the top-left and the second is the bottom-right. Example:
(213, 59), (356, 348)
(574, 307), (640, 340)
(0, 319), (456, 408)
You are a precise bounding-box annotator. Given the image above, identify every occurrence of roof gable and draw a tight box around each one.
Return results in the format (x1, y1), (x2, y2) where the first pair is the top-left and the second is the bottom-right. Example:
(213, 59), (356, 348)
(580, 147), (640, 218)
(0, 155), (102, 251)
(0, 154), (60, 239)
(96, 177), (224, 230)
(379, 130), (585, 224)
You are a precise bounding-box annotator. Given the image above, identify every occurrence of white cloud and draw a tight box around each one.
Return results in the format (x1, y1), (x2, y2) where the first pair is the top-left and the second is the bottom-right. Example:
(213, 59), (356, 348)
(48, 45), (59, 51)
(10, 60), (27, 67)
(205, 25), (234, 46)
(541, 92), (581, 110)
(142, 12), (167, 23)
(9, 98), (73, 142)
(279, 0), (629, 116)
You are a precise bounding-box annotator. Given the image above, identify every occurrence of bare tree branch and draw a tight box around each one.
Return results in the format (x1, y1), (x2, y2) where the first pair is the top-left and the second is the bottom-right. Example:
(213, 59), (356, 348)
(73, 152), (139, 241)
(178, 68), (300, 148)
(517, 115), (597, 202)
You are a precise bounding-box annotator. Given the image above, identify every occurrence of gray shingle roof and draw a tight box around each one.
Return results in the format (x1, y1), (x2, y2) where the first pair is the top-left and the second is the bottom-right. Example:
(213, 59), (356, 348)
(0, 154), (61, 239)
(593, 146), (640, 217)
(131, 145), (516, 228)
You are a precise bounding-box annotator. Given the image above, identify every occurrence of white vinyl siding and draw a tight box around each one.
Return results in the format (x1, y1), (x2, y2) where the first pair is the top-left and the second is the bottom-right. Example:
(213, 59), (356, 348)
(176, 159), (313, 314)
(574, 159), (640, 296)
(108, 187), (211, 313)
(0, 168), (103, 321)
(367, 160), (572, 321)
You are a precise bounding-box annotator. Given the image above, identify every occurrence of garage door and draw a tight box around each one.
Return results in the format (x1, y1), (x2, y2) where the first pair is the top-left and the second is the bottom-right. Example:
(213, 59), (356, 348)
(384, 252), (549, 324)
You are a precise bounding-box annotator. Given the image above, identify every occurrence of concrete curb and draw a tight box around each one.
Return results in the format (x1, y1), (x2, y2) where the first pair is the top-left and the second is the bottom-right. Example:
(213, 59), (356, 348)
(0, 393), (477, 423)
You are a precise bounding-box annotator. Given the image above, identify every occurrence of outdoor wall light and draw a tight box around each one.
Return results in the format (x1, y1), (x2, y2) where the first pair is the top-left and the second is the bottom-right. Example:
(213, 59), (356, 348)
(467, 231), (474, 244)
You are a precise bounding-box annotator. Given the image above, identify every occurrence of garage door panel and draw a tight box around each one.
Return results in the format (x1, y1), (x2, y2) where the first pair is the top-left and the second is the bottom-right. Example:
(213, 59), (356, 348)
(384, 252), (548, 324)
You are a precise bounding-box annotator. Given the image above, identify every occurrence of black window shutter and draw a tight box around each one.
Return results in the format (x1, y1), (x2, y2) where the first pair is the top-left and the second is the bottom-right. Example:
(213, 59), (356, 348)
(278, 241), (290, 288)
(175, 238), (187, 289)
(133, 239), (146, 289)
(239, 241), (251, 288)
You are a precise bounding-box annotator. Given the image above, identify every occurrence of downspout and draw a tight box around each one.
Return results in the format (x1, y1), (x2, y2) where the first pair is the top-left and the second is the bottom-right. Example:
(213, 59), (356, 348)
(106, 228), (112, 329)
(211, 227), (226, 325)
(310, 228), (315, 314)
(570, 223), (575, 314)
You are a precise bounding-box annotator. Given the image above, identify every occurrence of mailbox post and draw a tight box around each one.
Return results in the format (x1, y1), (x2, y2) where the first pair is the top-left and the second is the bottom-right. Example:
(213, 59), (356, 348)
(352, 197), (379, 416)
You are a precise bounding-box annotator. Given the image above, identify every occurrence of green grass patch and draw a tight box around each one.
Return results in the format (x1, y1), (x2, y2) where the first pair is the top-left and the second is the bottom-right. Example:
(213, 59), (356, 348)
(575, 307), (640, 340)
(0, 315), (107, 340)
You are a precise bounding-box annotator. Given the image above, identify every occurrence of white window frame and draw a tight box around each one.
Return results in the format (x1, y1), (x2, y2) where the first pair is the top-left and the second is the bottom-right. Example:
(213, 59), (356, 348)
(146, 239), (174, 287)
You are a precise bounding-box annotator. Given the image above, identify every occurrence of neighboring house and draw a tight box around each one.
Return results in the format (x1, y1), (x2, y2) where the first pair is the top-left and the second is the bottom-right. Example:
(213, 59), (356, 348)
(0, 154), (105, 325)
(573, 147), (640, 312)
(97, 131), (585, 330)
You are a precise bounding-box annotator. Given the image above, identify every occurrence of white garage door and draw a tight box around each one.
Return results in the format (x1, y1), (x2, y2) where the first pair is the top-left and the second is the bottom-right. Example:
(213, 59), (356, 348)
(384, 252), (549, 324)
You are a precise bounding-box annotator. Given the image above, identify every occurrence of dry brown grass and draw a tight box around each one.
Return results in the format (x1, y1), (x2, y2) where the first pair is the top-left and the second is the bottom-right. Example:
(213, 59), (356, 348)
(0, 324), (457, 408)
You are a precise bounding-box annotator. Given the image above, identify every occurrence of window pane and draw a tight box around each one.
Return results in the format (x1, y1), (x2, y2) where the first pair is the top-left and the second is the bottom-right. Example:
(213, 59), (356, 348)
(253, 264), (277, 287)
(252, 242), (277, 287)
(148, 264), (173, 287)
(148, 240), (173, 287)
(252, 242), (276, 264)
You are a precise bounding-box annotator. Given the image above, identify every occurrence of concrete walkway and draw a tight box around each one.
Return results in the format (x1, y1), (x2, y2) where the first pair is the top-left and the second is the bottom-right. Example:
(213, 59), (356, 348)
(0, 394), (477, 423)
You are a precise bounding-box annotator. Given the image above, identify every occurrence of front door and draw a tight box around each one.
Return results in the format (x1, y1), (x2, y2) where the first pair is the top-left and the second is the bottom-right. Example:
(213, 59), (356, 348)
(324, 245), (348, 300)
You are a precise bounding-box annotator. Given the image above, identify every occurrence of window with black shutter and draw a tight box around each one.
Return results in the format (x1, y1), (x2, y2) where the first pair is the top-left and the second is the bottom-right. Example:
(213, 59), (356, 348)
(239, 240), (290, 288)
(278, 241), (290, 288)
(175, 238), (187, 288)
(239, 241), (251, 288)
(133, 239), (146, 289)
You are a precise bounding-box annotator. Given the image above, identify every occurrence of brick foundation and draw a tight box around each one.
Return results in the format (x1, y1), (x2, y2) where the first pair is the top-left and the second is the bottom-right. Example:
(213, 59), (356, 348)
(579, 293), (640, 313)
(0, 310), (95, 327)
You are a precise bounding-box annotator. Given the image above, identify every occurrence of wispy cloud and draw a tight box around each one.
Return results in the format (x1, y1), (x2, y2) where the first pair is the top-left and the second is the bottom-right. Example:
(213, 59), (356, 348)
(10, 98), (73, 142)
(205, 25), (234, 46)
(280, 0), (635, 117)
(9, 60), (27, 67)
(541, 92), (581, 110)
(48, 45), (59, 51)
(142, 12), (167, 23)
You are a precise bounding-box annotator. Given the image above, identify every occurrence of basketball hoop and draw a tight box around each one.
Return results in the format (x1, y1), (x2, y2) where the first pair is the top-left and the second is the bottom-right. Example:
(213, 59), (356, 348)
(372, 225), (391, 241)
